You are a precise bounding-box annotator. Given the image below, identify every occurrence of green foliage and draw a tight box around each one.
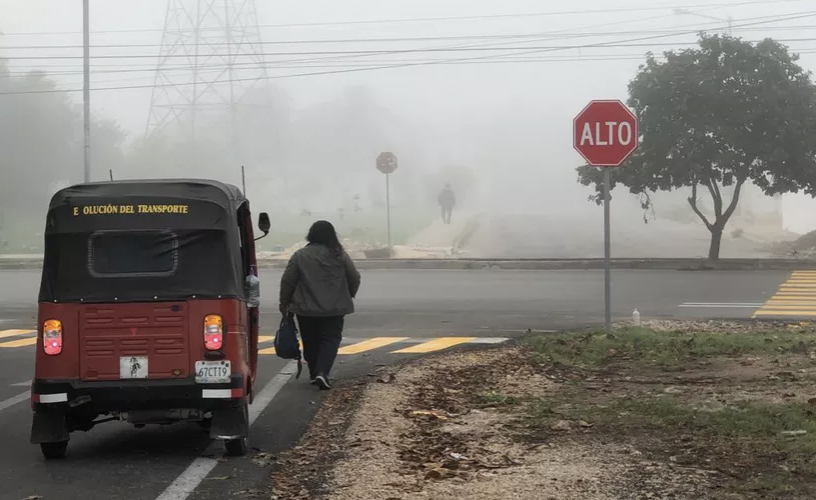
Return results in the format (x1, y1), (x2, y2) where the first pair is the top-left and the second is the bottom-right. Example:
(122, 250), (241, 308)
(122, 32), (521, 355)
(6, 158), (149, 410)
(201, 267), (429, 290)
(0, 59), (126, 252)
(577, 33), (816, 259)
(528, 327), (816, 369)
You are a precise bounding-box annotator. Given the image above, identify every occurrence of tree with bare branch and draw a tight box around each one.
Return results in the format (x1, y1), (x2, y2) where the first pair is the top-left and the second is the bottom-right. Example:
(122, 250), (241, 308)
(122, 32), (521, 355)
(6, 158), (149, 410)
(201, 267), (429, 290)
(578, 34), (816, 260)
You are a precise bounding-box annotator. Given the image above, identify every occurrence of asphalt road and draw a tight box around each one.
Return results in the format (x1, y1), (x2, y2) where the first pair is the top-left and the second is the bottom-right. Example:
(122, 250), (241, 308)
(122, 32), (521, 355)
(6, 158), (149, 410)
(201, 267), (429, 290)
(0, 268), (803, 500)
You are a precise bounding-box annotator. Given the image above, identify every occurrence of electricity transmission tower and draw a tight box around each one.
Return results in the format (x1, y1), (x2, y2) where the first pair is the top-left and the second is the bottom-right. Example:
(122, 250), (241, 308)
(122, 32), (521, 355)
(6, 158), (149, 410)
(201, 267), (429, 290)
(145, 0), (269, 156)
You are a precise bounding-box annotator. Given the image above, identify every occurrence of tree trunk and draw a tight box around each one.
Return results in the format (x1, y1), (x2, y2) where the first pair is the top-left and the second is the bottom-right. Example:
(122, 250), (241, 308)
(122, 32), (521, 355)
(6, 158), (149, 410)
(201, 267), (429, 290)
(708, 225), (723, 261)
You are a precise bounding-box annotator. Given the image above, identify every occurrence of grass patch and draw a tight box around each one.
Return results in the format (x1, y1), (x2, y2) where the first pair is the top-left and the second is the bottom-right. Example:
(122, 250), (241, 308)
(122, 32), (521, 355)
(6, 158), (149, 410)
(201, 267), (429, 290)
(474, 391), (520, 408)
(528, 327), (816, 369)
(525, 394), (816, 493)
(586, 397), (816, 440)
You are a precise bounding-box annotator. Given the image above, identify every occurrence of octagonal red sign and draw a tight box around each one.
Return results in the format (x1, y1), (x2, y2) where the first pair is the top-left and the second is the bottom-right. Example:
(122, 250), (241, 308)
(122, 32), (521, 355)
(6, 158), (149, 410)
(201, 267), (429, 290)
(573, 100), (638, 167)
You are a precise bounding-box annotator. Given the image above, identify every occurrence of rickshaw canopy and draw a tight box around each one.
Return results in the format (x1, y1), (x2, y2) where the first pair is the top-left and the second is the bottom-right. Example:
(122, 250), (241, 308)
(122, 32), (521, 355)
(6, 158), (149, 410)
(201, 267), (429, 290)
(39, 179), (250, 304)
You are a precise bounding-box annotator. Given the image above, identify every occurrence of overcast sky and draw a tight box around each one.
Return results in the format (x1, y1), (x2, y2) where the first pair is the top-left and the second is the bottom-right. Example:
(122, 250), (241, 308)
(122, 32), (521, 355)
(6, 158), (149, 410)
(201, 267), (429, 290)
(2, 0), (812, 132)
(2, 0), (816, 231)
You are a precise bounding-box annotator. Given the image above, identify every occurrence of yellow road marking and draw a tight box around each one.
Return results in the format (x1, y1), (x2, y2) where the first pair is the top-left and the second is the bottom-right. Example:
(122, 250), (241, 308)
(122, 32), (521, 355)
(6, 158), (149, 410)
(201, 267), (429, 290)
(754, 271), (816, 318)
(338, 337), (408, 355)
(755, 310), (816, 316)
(0, 331), (486, 356)
(766, 303), (816, 311)
(391, 337), (476, 354)
(0, 337), (38, 348)
(259, 340), (302, 356)
(0, 329), (35, 340)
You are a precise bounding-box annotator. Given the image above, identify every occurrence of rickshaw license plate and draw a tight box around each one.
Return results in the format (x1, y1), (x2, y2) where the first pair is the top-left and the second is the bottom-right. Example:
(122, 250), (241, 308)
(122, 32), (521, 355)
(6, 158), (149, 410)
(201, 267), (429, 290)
(195, 360), (231, 384)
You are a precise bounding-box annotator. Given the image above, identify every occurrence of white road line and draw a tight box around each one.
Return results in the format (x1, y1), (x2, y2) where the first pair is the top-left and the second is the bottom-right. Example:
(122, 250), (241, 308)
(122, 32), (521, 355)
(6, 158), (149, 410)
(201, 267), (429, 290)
(154, 360), (297, 500)
(153, 460), (218, 500)
(0, 391), (29, 413)
(468, 337), (510, 344)
(11, 380), (31, 387)
(249, 362), (298, 425)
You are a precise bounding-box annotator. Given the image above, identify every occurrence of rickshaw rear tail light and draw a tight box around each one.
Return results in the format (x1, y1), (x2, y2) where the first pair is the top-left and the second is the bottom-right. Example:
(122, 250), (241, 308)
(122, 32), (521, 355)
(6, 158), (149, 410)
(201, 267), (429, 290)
(204, 315), (223, 350)
(43, 319), (63, 356)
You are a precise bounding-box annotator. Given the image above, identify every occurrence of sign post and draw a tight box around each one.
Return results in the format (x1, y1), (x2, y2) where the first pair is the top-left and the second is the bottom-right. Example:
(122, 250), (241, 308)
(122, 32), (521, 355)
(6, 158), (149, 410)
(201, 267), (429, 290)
(376, 152), (398, 251)
(573, 100), (638, 331)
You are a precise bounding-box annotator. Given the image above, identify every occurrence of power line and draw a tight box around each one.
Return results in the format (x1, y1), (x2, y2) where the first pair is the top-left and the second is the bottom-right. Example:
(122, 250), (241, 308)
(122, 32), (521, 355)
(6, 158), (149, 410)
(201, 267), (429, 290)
(6, 38), (816, 78)
(41, 48), (816, 84)
(0, 9), (812, 62)
(2, 12), (811, 96)
(0, 10), (730, 74)
(0, 0), (806, 36)
(1, 7), (783, 82)
(2, 24), (815, 51)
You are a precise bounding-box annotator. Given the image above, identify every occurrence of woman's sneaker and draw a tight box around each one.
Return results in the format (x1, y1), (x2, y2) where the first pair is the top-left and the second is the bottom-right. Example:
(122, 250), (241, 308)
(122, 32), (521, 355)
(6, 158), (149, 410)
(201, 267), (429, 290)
(314, 374), (331, 390)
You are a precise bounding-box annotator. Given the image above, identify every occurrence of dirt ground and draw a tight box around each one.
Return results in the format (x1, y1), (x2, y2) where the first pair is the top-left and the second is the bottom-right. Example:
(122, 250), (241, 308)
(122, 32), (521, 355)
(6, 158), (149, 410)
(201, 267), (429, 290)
(269, 320), (816, 500)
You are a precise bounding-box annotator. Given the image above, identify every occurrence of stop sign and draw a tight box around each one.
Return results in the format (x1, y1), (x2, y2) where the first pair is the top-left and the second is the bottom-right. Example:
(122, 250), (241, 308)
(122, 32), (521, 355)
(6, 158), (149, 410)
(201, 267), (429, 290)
(573, 100), (638, 167)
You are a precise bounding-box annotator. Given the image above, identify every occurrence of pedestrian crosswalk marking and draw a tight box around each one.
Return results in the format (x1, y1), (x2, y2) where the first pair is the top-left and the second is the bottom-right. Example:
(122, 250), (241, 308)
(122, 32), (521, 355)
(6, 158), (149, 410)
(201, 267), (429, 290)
(0, 329), (508, 355)
(0, 337), (37, 348)
(338, 337), (408, 354)
(258, 340), (302, 356)
(392, 337), (477, 354)
(0, 329), (34, 340)
(754, 271), (816, 317)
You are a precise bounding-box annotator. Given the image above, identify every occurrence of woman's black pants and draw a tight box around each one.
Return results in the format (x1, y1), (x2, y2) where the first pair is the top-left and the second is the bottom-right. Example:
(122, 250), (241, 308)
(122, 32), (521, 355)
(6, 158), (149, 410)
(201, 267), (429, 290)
(296, 315), (344, 378)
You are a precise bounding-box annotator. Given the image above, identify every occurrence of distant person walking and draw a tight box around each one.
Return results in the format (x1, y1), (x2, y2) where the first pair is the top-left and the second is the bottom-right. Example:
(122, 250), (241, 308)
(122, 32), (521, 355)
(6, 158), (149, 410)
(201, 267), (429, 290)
(279, 220), (361, 390)
(438, 184), (456, 225)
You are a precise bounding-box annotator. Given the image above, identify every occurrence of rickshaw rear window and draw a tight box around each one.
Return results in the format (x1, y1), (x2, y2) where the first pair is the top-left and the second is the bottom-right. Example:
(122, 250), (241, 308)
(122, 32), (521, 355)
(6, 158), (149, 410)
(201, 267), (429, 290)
(88, 230), (178, 276)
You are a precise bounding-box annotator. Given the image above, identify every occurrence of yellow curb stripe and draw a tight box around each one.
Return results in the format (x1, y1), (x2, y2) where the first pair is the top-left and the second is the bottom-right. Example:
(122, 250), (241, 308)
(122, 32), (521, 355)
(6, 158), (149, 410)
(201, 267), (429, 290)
(391, 337), (476, 354)
(338, 337), (408, 355)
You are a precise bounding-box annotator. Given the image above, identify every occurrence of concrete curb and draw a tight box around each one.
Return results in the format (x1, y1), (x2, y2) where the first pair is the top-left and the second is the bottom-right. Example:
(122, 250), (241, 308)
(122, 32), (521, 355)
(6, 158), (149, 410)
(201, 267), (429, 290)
(2, 256), (816, 271)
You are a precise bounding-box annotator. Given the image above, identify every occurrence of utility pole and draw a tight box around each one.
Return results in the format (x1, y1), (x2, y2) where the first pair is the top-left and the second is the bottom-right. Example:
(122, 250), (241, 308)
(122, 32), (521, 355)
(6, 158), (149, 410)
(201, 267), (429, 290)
(83, 0), (91, 183)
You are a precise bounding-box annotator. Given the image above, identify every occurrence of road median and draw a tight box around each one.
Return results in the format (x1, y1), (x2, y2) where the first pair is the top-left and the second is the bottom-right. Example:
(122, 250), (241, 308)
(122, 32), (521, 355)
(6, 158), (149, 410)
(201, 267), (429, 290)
(3, 255), (816, 271)
(269, 319), (816, 499)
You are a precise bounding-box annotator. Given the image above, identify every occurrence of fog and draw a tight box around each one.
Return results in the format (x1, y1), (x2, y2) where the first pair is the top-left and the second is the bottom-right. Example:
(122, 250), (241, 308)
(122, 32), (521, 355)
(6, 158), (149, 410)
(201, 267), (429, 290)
(1, 0), (815, 257)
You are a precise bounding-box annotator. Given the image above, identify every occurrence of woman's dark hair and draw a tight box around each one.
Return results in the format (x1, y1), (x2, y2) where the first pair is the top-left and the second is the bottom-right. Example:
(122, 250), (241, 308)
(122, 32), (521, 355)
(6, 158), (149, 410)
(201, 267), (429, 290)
(306, 220), (345, 255)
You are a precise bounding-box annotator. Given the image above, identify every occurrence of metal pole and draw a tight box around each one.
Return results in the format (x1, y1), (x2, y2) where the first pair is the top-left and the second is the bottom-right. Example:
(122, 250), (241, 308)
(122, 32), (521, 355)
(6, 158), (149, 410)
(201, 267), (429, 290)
(385, 173), (392, 250)
(603, 168), (612, 331)
(83, 0), (91, 183)
(241, 165), (246, 194)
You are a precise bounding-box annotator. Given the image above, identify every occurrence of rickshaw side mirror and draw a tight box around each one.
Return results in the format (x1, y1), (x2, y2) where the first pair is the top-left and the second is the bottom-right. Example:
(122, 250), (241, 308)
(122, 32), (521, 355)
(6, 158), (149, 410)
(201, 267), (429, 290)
(256, 212), (271, 241)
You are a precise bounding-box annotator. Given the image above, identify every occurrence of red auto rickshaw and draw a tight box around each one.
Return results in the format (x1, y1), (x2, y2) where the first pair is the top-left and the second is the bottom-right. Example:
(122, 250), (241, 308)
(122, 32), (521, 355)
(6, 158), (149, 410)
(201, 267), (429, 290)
(30, 179), (269, 459)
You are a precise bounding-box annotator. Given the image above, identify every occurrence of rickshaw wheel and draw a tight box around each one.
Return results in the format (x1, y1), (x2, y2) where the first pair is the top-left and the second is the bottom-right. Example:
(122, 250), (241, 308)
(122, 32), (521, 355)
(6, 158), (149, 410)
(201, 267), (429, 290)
(224, 436), (248, 456)
(224, 400), (249, 457)
(40, 441), (68, 460)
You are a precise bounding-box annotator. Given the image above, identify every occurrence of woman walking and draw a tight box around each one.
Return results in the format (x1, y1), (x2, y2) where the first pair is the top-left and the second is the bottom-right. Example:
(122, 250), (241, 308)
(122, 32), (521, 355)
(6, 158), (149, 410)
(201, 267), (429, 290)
(279, 220), (361, 390)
